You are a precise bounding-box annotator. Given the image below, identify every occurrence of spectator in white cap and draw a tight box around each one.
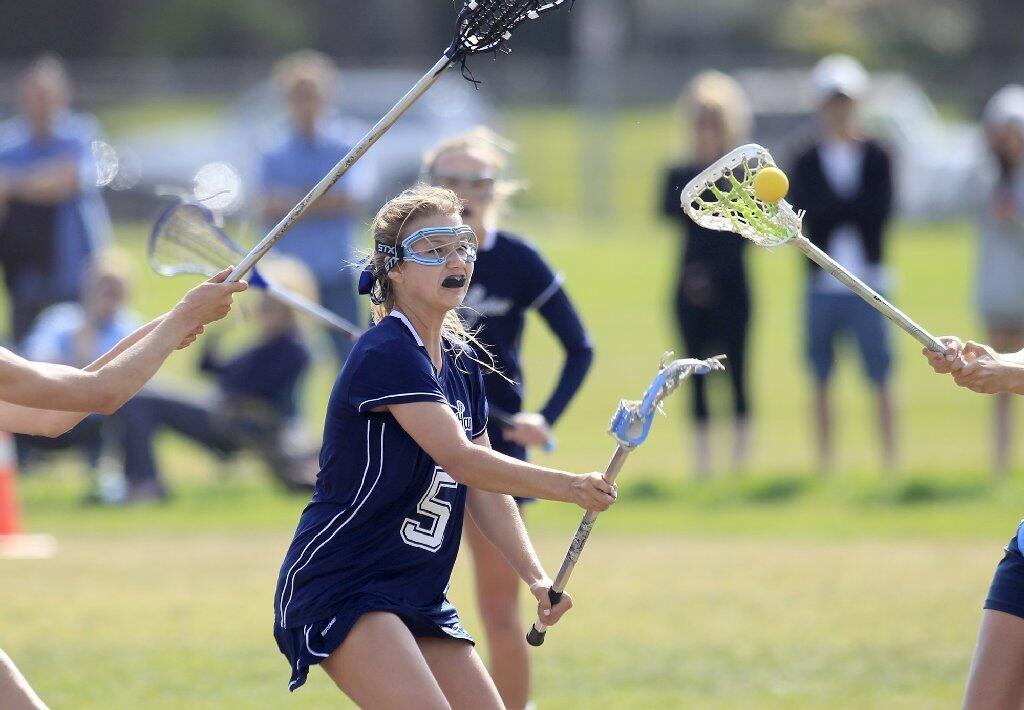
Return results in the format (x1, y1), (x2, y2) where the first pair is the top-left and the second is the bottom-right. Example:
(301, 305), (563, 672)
(973, 84), (1024, 474)
(788, 54), (897, 472)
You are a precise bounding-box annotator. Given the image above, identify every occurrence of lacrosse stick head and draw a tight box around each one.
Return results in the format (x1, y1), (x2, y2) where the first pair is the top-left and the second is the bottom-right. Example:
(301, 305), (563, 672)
(149, 202), (265, 285)
(609, 353), (726, 448)
(448, 0), (573, 57)
(681, 143), (803, 248)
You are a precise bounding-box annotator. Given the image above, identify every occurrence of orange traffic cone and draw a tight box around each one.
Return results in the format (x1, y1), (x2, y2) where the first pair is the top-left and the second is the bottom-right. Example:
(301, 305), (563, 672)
(0, 431), (55, 559)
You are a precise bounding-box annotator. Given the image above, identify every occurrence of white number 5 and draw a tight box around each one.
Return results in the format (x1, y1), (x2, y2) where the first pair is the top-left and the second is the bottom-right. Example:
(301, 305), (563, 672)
(401, 467), (458, 552)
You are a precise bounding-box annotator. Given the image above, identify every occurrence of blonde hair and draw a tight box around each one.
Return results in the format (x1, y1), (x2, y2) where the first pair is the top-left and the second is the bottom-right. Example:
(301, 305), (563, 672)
(272, 49), (339, 100)
(82, 249), (133, 292)
(366, 184), (494, 365)
(421, 126), (523, 226)
(259, 255), (320, 304)
(678, 70), (752, 150)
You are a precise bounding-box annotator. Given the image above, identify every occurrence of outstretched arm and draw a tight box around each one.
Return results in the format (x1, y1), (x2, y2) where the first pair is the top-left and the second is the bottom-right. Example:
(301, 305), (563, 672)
(465, 438), (573, 626)
(387, 400), (615, 511)
(922, 336), (1024, 395)
(0, 269), (246, 436)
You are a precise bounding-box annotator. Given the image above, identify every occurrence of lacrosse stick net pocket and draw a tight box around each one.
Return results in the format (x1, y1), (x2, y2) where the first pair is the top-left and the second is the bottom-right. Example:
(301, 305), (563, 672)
(149, 203), (245, 278)
(450, 0), (573, 56)
(681, 143), (802, 248)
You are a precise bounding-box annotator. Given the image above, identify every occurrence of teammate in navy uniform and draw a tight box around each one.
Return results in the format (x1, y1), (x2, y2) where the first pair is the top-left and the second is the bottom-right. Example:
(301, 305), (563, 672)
(272, 185), (615, 707)
(423, 128), (594, 710)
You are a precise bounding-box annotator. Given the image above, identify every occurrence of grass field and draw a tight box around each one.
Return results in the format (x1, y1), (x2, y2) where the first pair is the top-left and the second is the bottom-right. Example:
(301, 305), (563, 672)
(4, 105), (1023, 707)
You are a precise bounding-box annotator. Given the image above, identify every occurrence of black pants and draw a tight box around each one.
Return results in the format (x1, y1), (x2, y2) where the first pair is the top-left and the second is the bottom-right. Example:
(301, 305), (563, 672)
(674, 284), (750, 422)
(15, 414), (104, 471)
(117, 392), (239, 489)
(118, 391), (315, 492)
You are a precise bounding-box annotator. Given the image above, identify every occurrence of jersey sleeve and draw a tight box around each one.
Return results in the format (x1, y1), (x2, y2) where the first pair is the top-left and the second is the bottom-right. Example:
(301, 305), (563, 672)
(345, 343), (448, 414)
(517, 241), (564, 310)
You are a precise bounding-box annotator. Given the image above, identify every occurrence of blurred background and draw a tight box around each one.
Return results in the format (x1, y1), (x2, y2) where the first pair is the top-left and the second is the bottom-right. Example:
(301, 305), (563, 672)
(5, 1), (1024, 707)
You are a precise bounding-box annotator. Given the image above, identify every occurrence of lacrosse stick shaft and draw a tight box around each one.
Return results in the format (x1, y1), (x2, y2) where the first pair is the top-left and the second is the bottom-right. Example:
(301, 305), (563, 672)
(264, 283), (363, 341)
(227, 55), (454, 283)
(793, 236), (944, 353)
(526, 445), (631, 647)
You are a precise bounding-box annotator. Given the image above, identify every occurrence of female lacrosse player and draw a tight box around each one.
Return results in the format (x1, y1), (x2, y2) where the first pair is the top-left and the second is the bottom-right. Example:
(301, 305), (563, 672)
(923, 336), (1024, 709)
(423, 127), (594, 710)
(661, 71), (753, 475)
(272, 185), (614, 707)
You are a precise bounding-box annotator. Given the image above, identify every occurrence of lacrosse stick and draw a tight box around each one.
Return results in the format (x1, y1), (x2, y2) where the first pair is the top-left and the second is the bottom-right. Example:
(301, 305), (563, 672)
(681, 143), (945, 353)
(526, 353), (726, 647)
(149, 202), (362, 339)
(227, 0), (573, 284)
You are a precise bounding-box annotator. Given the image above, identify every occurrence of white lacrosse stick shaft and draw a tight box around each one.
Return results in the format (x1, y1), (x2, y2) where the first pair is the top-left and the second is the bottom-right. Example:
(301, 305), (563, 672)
(792, 235), (944, 353)
(227, 56), (453, 283)
(263, 283), (363, 341)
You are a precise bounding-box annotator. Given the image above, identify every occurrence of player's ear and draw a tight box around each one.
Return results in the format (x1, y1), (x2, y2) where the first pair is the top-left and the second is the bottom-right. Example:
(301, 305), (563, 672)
(388, 264), (406, 285)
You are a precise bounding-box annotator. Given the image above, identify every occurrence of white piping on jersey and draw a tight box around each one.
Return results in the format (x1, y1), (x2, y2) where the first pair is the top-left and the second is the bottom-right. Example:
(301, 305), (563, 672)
(358, 391), (447, 413)
(528, 272), (565, 310)
(279, 419), (387, 627)
(472, 416), (489, 439)
(389, 310), (424, 347)
(304, 624), (330, 658)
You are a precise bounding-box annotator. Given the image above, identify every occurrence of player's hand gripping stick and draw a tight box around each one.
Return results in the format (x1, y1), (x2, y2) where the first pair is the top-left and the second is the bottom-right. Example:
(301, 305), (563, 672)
(527, 354), (726, 646)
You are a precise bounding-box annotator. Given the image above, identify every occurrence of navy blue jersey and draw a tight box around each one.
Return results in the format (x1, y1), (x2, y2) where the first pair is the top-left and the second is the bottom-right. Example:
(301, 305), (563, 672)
(274, 312), (488, 630)
(462, 231), (593, 448)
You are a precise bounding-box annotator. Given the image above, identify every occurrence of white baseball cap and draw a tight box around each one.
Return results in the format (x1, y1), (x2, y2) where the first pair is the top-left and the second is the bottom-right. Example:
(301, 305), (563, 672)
(811, 54), (870, 104)
(984, 84), (1024, 132)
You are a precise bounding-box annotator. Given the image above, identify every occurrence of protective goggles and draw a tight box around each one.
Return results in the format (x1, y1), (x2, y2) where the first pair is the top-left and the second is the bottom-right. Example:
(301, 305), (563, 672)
(376, 225), (478, 272)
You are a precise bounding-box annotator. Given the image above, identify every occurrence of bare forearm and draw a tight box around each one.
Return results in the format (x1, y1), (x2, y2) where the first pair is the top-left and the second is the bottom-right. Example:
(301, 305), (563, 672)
(0, 318), (165, 435)
(468, 489), (546, 586)
(0, 314), (192, 414)
(446, 445), (574, 502)
(1002, 362), (1024, 394)
(81, 314), (195, 412)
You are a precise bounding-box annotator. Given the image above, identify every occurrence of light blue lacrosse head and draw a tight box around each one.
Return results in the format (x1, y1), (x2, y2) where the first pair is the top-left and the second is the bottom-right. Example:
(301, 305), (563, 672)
(608, 355), (726, 449)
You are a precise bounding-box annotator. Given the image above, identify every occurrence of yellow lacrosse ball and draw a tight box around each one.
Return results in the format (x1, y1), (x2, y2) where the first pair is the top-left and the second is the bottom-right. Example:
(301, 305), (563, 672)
(753, 166), (789, 203)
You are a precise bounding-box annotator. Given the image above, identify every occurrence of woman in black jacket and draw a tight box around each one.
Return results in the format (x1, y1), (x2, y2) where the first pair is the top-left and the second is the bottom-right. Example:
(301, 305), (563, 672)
(661, 71), (753, 476)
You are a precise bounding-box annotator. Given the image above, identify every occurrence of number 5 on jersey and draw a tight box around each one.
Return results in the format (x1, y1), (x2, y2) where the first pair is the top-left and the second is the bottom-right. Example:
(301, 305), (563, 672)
(401, 467), (458, 552)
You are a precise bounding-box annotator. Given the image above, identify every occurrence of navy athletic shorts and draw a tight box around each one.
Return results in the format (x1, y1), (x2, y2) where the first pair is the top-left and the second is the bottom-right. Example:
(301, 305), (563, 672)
(274, 594), (473, 691)
(985, 521), (1024, 620)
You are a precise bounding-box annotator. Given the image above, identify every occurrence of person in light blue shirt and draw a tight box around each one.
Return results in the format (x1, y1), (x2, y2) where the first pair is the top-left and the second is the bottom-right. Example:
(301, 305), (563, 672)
(258, 50), (374, 362)
(17, 256), (141, 489)
(0, 55), (111, 343)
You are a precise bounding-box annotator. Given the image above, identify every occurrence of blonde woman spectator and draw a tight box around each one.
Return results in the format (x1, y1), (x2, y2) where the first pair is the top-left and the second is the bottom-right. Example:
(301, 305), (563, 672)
(660, 71), (753, 475)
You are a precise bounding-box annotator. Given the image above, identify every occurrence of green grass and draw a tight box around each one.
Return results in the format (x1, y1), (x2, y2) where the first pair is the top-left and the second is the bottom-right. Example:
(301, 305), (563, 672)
(95, 98), (227, 136)
(3, 105), (1018, 707)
